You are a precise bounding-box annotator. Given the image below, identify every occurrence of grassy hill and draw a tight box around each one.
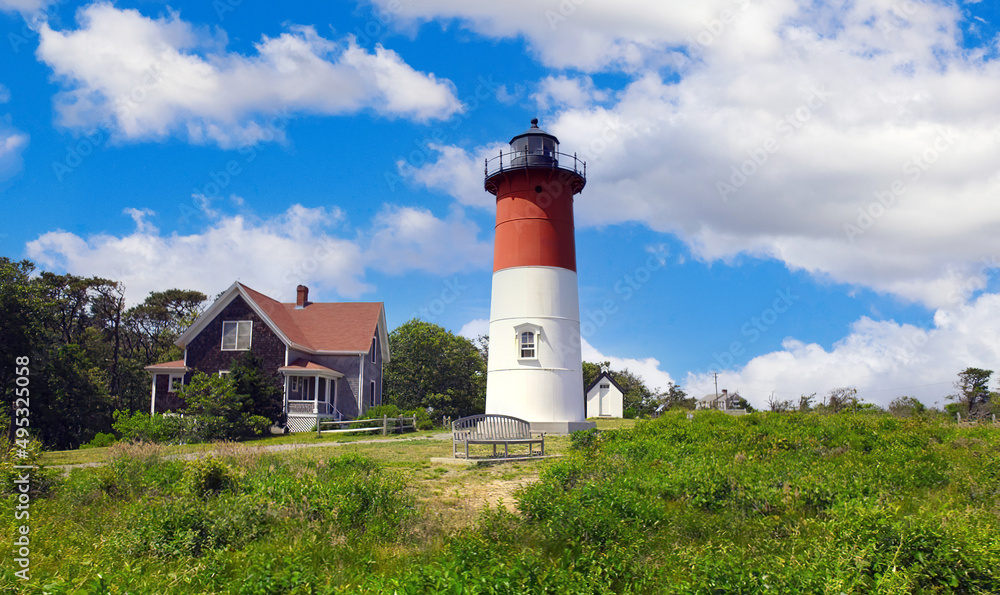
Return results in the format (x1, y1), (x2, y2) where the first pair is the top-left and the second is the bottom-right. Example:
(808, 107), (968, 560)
(3, 412), (999, 593)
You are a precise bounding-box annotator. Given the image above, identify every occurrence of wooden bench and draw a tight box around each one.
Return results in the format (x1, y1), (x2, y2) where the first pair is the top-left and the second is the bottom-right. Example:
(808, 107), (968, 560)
(452, 414), (544, 459)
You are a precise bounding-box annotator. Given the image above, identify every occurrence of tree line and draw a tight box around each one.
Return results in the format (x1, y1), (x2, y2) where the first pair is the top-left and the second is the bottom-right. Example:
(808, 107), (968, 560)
(1, 258), (205, 449)
(4, 257), (996, 450)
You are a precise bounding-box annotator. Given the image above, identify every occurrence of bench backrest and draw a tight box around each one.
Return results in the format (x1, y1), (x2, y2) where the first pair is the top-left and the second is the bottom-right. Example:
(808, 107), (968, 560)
(452, 414), (532, 439)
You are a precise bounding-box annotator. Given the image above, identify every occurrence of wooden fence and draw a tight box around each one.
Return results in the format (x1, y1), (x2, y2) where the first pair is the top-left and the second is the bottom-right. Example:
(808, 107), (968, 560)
(316, 414), (417, 437)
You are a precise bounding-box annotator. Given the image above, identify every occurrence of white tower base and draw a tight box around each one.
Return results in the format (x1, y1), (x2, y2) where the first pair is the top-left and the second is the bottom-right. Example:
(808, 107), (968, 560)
(485, 266), (594, 434)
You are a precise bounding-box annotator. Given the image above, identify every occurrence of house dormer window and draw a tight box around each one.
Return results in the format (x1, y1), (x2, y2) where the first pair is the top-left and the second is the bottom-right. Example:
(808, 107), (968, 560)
(222, 320), (252, 350)
(520, 331), (535, 359)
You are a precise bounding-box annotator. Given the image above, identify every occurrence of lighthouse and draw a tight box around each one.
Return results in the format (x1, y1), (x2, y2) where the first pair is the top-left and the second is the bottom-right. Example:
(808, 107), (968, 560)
(484, 118), (594, 434)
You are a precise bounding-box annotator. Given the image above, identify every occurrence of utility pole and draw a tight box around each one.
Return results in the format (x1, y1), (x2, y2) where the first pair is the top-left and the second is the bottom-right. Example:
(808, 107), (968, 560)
(714, 372), (719, 410)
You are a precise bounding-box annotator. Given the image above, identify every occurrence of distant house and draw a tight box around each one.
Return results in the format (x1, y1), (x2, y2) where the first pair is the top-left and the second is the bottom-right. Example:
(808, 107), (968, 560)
(696, 389), (746, 414)
(145, 282), (389, 432)
(585, 369), (625, 418)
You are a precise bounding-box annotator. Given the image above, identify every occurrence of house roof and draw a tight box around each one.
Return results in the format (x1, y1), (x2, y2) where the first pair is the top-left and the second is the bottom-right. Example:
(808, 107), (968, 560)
(584, 370), (626, 395)
(278, 358), (345, 378)
(144, 360), (188, 373)
(175, 282), (390, 361)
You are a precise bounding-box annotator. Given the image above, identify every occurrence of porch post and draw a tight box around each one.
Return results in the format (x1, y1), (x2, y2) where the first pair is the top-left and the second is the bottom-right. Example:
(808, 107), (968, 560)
(150, 375), (157, 415)
(314, 376), (320, 414)
(283, 375), (289, 416)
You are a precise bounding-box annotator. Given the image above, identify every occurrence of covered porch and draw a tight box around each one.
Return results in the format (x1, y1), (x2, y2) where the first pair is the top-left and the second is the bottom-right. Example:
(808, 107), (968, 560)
(279, 359), (345, 433)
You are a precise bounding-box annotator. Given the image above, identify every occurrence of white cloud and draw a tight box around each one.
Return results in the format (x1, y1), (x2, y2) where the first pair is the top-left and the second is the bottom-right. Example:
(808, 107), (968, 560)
(684, 293), (1000, 410)
(367, 204), (492, 275)
(36, 2), (463, 147)
(0, 84), (28, 181)
(398, 142), (505, 210)
(532, 75), (609, 110)
(25, 202), (490, 304)
(0, 0), (51, 14)
(371, 0), (761, 72)
(581, 337), (676, 393)
(458, 318), (489, 340)
(400, 0), (1000, 310)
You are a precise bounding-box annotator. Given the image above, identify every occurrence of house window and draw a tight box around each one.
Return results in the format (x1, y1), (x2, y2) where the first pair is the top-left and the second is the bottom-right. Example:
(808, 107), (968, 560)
(290, 377), (302, 393)
(168, 375), (184, 392)
(218, 370), (230, 378)
(600, 383), (610, 389)
(222, 321), (252, 350)
(519, 331), (535, 359)
(371, 337), (377, 363)
(369, 381), (376, 408)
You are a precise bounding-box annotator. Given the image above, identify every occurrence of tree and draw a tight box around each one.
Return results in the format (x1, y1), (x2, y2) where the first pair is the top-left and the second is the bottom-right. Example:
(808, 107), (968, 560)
(658, 382), (695, 411)
(822, 387), (859, 413)
(383, 320), (485, 418)
(0, 259), (47, 443)
(888, 396), (927, 418)
(949, 367), (994, 418)
(180, 372), (270, 440)
(123, 289), (206, 365)
(229, 352), (282, 423)
(767, 393), (793, 413)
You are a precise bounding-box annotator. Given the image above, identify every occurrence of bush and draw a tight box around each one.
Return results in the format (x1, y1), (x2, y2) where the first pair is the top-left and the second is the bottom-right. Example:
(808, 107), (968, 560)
(184, 456), (238, 498)
(80, 431), (117, 449)
(121, 494), (271, 557)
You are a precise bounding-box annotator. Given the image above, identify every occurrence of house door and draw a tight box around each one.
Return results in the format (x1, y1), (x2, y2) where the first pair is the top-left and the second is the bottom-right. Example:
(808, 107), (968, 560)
(599, 384), (611, 416)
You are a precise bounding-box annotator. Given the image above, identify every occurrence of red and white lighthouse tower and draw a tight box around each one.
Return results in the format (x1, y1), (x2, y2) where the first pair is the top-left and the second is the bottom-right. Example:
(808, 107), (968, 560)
(484, 118), (594, 433)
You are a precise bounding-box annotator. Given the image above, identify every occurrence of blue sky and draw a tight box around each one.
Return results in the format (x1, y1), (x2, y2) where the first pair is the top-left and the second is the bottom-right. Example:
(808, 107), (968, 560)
(2, 0), (1000, 409)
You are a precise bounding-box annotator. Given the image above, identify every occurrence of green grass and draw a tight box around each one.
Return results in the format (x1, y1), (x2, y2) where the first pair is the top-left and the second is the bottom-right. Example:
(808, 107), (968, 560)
(9, 412), (1000, 594)
(38, 428), (449, 467)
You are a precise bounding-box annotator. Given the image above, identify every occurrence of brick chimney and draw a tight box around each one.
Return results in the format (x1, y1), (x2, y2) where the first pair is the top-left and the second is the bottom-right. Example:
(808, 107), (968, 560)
(295, 285), (309, 309)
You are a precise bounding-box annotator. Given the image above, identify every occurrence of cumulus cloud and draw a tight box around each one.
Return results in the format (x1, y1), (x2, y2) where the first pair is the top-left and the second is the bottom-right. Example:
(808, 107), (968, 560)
(371, 0), (755, 71)
(35, 2), (463, 147)
(399, 0), (1000, 310)
(26, 202), (491, 304)
(684, 292), (1000, 410)
(581, 337), (676, 392)
(532, 75), (609, 110)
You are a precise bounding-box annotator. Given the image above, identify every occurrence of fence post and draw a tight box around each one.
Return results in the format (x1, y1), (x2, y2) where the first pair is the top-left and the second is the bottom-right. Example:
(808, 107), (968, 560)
(383, 414), (388, 436)
(398, 415), (403, 434)
(957, 412), (961, 423)
(316, 410), (321, 438)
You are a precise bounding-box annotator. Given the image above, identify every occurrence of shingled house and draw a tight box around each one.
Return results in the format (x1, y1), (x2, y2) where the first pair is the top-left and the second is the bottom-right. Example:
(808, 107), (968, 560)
(145, 282), (389, 432)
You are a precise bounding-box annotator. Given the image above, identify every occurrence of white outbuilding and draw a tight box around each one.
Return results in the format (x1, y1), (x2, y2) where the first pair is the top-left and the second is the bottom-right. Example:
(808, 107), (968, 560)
(585, 369), (625, 419)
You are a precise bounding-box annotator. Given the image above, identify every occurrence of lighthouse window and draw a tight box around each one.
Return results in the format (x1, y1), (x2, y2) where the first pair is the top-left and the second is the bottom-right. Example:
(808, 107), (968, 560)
(520, 331), (535, 359)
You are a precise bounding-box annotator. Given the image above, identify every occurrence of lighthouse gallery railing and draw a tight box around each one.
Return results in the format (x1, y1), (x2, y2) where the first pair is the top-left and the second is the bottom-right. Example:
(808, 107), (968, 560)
(485, 149), (586, 180)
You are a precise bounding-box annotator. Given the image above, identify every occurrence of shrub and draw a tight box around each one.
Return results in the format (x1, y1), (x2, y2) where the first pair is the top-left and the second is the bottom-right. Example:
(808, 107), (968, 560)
(184, 456), (238, 498)
(79, 431), (117, 449)
(122, 494), (271, 557)
(112, 410), (190, 443)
